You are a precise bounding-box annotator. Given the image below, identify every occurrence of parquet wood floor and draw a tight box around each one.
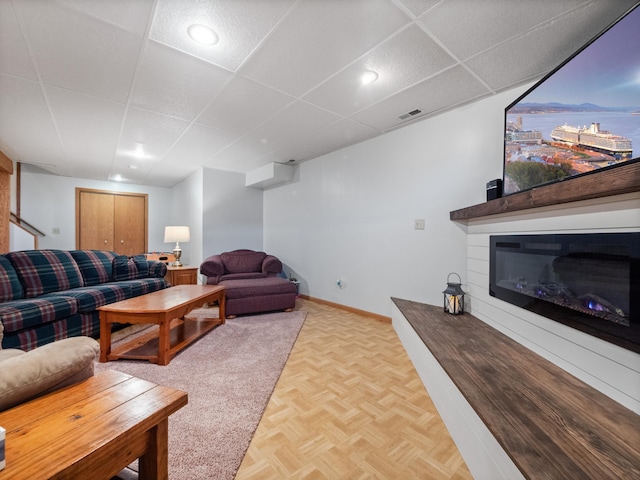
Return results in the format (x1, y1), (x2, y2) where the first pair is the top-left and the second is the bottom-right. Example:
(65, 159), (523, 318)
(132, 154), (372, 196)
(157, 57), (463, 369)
(235, 298), (472, 479)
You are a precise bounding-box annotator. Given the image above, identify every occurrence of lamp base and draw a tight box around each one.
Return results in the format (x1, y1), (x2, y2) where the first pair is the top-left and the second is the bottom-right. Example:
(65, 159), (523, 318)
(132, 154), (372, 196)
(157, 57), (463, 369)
(172, 246), (183, 267)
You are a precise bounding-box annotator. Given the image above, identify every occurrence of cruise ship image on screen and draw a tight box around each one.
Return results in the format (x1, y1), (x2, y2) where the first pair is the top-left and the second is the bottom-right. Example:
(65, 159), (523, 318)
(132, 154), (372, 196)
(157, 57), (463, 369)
(550, 122), (632, 160)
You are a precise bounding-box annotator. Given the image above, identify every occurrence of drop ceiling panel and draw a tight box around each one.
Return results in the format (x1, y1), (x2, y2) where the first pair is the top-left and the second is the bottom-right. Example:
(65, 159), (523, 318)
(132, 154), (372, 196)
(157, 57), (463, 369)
(161, 123), (240, 166)
(1, 0), (636, 187)
(46, 86), (125, 162)
(303, 25), (456, 116)
(0, 115), (66, 166)
(0, 1), (37, 79)
(197, 76), (295, 134)
(296, 119), (381, 156)
(55, 0), (155, 37)
(0, 75), (50, 123)
(418, 0), (587, 61)
(395, 0), (441, 17)
(350, 66), (490, 131)
(205, 136), (277, 173)
(18, 0), (142, 103)
(239, 0), (411, 96)
(247, 101), (341, 147)
(117, 107), (191, 161)
(467, 1), (639, 92)
(130, 41), (233, 122)
(149, 0), (296, 72)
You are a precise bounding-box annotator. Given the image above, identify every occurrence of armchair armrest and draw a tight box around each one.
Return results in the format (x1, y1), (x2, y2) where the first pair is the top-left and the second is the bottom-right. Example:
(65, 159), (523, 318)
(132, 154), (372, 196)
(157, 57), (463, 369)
(200, 255), (225, 284)
(262, 255), (283, 277)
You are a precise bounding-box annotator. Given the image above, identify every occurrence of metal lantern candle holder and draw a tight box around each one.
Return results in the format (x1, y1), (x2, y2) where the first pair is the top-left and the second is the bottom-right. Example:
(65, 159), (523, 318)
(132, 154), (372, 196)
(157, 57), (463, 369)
(443, 272), (465, 315)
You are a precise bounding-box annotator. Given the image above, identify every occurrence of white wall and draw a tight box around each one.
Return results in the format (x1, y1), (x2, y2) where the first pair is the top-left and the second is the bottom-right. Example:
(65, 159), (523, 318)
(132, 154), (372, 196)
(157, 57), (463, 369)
(19, 164), (173, 251)
(202, 166), (263, 258)
(170, 168), (204, 269)
(264, 87), (522, 316)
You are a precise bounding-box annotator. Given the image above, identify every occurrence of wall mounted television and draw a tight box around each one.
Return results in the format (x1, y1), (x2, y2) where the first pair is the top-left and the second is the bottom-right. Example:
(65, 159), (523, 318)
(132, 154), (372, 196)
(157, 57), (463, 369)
(503, 4), (640, 196)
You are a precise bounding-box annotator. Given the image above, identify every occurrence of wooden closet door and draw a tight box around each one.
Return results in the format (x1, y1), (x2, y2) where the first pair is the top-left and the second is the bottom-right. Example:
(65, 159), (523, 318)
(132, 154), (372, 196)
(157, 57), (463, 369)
(77, 190), (115, 251)
(114, 194), (146, 255)
(77, 188), (147, 255)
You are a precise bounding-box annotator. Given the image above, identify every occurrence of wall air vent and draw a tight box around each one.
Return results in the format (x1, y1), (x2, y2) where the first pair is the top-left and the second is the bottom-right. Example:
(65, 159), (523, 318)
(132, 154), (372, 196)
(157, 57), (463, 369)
(398, 109), (422, 120)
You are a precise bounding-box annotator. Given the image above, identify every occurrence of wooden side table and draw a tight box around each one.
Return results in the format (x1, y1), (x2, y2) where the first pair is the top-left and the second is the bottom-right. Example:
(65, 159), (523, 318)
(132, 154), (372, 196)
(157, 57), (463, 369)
(0, 370), (187, 480)
(165, 265), (198, 286)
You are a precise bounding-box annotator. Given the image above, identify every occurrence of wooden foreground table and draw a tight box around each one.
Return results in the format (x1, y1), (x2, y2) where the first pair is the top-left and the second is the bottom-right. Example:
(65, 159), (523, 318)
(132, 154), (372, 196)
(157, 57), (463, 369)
(0, 369), (187, 480)
(99, 285), (225, 365)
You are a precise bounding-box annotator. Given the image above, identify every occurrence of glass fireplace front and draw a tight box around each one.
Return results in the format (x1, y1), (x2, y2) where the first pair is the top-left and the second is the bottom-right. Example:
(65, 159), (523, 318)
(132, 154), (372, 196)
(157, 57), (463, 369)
(490, 233), (640, 353)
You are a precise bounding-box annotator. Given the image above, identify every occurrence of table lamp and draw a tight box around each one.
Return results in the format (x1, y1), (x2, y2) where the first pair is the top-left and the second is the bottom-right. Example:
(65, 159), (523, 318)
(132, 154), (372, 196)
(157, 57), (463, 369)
(164, 226), (190, 267)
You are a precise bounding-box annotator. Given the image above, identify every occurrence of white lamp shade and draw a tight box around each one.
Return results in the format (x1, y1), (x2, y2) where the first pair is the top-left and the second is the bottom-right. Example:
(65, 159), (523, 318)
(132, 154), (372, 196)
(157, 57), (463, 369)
(164, 226), (190, 243)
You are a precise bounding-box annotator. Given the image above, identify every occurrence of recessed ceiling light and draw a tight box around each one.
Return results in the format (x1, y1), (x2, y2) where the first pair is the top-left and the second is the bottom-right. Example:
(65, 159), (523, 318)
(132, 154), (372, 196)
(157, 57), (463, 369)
(187, 24), (219, 45)
(361, 70), (379, 85)
(133, 144), (146, 159)
(112, 174), (123, 182)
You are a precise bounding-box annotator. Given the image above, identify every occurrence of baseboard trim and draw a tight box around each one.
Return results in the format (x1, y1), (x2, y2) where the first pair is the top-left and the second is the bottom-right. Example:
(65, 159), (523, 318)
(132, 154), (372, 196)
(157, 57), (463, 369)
(299, 295), (391, 323)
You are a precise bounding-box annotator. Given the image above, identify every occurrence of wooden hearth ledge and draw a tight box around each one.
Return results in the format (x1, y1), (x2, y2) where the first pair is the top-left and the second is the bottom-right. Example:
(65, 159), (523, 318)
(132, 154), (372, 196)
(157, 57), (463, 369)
(392, 298), (640, 479)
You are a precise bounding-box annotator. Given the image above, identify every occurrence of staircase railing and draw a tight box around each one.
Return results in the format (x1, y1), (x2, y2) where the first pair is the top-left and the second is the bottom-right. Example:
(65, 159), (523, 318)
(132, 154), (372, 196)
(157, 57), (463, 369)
(10, 212), (45, 249)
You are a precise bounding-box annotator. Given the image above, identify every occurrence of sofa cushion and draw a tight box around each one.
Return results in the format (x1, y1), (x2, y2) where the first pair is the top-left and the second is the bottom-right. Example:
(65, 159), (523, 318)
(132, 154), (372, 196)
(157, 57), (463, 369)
(0, 336), (99, 411)
(0, 295), (78, 333)
(0, 255), (24, 302)
(1, 313), (98, 351)
(55, 284), (130, 313)
(221, 250), (267, 274)
(69, 250), (117, 286)
(113, 255), (149, 281)
(115, 278), (166, 297)
(5, 250), (84, 298)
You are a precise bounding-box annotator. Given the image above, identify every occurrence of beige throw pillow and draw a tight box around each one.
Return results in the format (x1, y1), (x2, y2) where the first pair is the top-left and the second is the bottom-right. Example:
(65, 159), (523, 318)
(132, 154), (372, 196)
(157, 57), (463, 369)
(0, 336), (99, 411)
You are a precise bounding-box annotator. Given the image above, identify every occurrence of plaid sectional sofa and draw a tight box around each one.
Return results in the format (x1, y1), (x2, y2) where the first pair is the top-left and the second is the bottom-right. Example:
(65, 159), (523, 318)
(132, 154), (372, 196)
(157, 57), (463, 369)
(0, 249), (167, 351)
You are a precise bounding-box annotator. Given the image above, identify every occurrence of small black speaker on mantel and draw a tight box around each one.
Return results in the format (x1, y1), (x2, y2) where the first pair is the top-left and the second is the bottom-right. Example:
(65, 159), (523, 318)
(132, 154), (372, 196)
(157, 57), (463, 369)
(486, 179), (502, 201)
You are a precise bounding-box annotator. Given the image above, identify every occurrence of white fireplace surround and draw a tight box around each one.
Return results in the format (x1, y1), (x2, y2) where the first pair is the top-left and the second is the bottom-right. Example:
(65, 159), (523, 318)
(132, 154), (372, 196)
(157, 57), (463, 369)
(462, 191), (640, 413)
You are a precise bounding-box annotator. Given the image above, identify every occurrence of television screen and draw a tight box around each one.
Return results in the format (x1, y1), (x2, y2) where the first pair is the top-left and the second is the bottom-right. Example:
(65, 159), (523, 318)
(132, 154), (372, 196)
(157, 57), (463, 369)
(503, 4), (640, 196)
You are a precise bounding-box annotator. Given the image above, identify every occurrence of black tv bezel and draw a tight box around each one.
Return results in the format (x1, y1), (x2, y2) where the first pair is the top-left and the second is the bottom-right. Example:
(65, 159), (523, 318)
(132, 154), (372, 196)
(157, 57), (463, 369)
(501, 3), (640, 197)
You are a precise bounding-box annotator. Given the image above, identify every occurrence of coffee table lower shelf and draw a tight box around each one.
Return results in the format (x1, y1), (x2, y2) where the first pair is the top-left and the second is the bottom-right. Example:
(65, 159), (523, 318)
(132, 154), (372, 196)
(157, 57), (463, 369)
(99, 285), (226, 366)
(108, 316), (223, 364)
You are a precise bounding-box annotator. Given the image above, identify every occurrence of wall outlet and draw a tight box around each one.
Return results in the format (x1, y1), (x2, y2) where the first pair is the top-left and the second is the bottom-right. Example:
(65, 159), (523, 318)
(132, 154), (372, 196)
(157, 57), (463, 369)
(414, 219), (425, 230)
(52, 227), (61, 235)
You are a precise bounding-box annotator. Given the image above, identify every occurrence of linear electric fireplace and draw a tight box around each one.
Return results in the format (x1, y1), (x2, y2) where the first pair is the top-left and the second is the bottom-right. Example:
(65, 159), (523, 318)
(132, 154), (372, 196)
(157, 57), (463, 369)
(490, 233), (640, 353)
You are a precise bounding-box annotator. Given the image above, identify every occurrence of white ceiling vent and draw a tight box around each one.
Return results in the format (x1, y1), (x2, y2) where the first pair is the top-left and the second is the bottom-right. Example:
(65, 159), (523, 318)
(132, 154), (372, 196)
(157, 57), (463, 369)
(398, 109), (422, 120)
(245, 162), (294, 190)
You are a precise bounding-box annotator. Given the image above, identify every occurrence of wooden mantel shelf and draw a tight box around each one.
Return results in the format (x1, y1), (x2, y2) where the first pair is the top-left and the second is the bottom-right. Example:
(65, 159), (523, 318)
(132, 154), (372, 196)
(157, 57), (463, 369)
(450, 161), (640, 222)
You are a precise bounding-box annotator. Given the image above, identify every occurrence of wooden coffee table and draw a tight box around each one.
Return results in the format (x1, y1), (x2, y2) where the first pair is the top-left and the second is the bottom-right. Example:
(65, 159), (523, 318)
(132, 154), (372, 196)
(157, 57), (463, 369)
(0, 369), (187, 480)
(99, 284), (225, 365)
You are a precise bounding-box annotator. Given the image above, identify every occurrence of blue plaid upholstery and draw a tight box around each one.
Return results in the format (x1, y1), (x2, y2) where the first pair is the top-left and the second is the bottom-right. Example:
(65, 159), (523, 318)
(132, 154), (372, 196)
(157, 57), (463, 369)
(149, 260), (167, 278)
(0, 250), (168, 351)
(5, 250), (84, 298)
(56, 284), (131, 313)
(70, 250), (117, 286)
(113, 255), (137, 281)
(0, 294), (78, 333)
(0, 255), (24, 302)
(134, 255), (149, 277)
(1, 312), (99, 351)
(116, 278), (167, 297)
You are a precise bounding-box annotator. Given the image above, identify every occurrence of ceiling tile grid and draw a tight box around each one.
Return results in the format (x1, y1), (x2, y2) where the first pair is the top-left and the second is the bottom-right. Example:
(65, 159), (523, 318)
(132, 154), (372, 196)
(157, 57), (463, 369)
(0, 0), (636, 187)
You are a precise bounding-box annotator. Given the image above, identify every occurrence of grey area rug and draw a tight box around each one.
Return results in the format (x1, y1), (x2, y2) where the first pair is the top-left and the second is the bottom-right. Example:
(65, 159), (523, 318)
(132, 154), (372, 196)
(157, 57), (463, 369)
(96, 307), (306, 479)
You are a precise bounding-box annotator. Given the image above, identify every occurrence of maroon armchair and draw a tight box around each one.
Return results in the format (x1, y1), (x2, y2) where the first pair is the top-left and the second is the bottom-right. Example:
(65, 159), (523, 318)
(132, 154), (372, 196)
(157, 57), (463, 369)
(200, 249), (296, 317)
